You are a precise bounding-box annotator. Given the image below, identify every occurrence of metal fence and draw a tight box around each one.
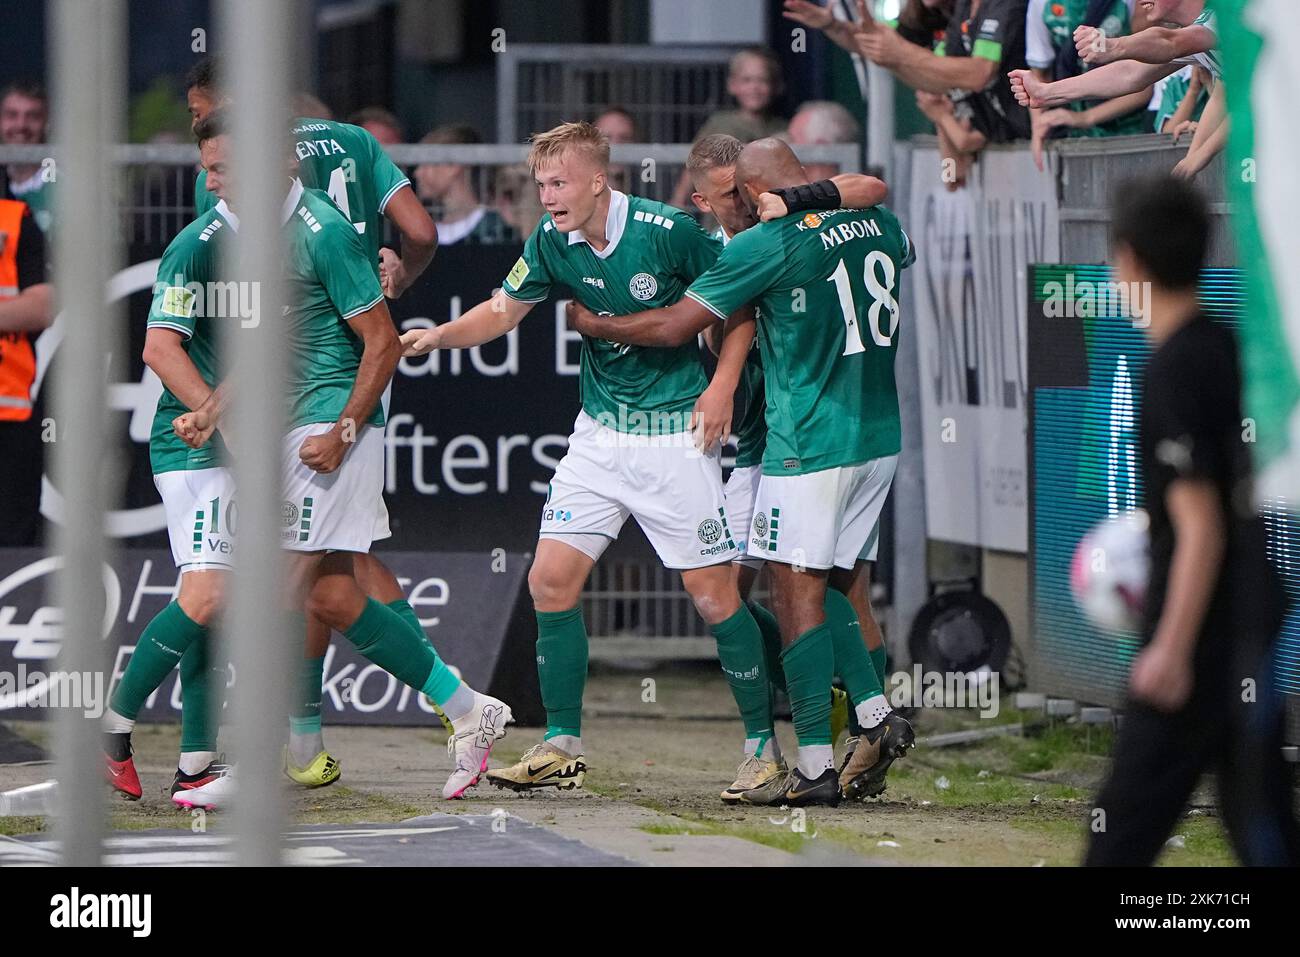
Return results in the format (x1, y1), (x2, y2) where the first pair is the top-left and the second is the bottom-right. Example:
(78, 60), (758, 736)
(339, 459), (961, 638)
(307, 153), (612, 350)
(0, 141), (861, 247)
(496, 44), (741, 144)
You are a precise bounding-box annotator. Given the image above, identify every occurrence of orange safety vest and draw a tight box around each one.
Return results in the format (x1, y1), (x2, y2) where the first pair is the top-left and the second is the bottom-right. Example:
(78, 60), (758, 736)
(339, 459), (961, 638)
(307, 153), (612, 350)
(0, 198), (35, 422)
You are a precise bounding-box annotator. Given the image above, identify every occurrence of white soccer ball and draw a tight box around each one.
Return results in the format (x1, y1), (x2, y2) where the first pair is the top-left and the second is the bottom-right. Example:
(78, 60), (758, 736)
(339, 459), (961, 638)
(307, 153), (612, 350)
(1070, 510), (1150, 633)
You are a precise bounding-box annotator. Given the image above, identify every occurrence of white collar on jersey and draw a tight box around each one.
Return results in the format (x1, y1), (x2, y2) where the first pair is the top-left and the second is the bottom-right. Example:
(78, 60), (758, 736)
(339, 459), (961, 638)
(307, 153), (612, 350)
(214, 200), (238, 232)
(281, 177), (305, 224)
(567, 188), (628, 260)
(210, 178), (303, 233)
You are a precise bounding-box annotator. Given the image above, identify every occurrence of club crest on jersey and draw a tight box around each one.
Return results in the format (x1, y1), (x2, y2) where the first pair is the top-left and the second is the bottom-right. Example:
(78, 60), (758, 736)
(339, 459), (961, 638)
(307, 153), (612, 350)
(697, 518), (723, 545)
(281, 501), (300, 527)
(629, 272), (658, 301)
(753, 512), (769, 539)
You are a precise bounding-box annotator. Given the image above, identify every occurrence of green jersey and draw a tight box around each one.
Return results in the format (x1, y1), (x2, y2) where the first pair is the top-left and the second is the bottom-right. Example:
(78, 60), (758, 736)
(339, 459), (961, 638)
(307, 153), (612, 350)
(502, 190), (718, 434)
(195, 116), (409, 271)
(686, 206), (914, 476)
(281, 180), (387, 431)
(147, 206), (234, 474)
(714, 228), (767, 469)
(1032, 0), (1147, 137)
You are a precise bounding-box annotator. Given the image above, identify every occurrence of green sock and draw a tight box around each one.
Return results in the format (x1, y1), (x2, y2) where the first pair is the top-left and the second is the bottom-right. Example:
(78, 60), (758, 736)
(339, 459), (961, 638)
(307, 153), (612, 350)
(747, 600), (787, 695)
(342, 598), (444, 699)
(870, 645), (888, 688)
(382, 598), (462, 705)
(110, 601), (207, 721)
(780, 623), (835, 747)
(824, 588), (883, 705)
(292, 654), (326, 728)
(711, 604), (772, 739)
(387, 599), (428, 648)
(178, 636), (222, 752)
(536, 606), (588, 737)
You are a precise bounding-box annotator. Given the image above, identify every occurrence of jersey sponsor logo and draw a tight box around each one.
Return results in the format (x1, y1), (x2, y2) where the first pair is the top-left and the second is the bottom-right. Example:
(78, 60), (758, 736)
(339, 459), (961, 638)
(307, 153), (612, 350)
(159, 286), (196, 319)
(505, 257), (529, 290)
(697, 518), (723, 545)
(542, 507), (573, 522)
(802, 213), (822, 229)
(281, 500), (300, 527)
(628, 272), (658, 301)
(582, 276), (605, 289)
(782, 458), (800, 470)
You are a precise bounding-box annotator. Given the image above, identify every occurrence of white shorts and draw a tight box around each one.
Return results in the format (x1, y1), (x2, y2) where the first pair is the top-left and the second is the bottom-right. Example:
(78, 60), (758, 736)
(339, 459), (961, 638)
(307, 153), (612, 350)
(281, 422), (385, 554)
(724, 464), (764, 569)
(154, 467), (237, 572)
(747, 455), (897, 570)
(539, 411), (737, 569)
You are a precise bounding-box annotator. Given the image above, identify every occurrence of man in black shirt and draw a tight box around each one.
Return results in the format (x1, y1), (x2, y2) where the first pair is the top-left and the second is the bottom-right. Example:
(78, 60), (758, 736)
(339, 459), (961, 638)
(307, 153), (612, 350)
(854, 0), (1032, 143)
(1085, 175), (1299, 866)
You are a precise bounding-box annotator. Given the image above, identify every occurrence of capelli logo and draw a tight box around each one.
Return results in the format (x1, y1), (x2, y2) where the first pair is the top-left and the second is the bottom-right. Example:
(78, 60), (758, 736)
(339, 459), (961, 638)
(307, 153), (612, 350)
(49, 887), (152, 937)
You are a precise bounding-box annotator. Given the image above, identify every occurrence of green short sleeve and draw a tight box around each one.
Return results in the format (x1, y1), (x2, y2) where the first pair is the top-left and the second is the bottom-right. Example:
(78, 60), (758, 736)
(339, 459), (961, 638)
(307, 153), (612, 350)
(684, 226), (785, 320)
(368, 133), (411, 212)
(665, 212), (723, 285)
(501, 221), (554, 303)
(314, 220), (385, 321)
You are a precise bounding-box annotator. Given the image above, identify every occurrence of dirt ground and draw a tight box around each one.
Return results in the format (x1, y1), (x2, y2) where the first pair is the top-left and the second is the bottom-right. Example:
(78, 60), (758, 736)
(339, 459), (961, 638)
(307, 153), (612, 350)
(0, 668), (1237, 866)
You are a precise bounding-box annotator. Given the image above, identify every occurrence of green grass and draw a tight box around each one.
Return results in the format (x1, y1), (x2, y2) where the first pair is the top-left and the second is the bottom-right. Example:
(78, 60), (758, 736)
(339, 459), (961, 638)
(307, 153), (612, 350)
(0, 815), (47, 837)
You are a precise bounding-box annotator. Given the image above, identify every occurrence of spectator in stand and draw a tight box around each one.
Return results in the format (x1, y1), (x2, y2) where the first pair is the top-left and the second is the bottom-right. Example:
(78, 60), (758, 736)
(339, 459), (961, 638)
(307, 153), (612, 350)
(0, 191), (52, 545)
(671, 48), (787, 207)
(493, 163), (546, 239)
(785, 0), (954, 52)
(293, 91), (334, 120)
(784, 2), (970, 186)
(0, 81), (53, 234)
(348, 106), (404, 146)
(786, 100), (861, 181)
(413, 124), (513, 245)
(594, 106), (639, 193)
(1149, 64), (1208, 138)
(1009, 1), (1225, 179)
(594, 106), (638, 144)
(1026, 0), (1153, 171)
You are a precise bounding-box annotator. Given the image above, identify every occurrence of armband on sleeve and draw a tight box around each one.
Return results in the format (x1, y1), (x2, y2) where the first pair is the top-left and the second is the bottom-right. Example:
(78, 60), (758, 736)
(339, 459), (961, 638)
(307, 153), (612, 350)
(768, 179), (842, 213)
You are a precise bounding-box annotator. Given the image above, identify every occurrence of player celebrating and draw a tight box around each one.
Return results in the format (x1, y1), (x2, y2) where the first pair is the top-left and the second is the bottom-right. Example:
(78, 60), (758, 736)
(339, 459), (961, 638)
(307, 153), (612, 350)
(184, 57), (443, 788)
(683, 133), (898, 801)
(568, 137), (916, 806)
(173, 112), (511, 804)
(100, 121), (237, 807)
(402, 121), (779, 801)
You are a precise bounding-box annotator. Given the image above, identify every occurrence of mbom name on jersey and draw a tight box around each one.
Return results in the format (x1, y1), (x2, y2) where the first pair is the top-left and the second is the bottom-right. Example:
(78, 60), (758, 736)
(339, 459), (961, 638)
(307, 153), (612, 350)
(818, 217), (883, 250)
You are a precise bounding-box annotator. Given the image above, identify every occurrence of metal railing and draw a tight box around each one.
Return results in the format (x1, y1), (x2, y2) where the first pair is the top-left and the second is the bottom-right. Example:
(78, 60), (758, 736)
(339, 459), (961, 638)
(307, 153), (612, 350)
(0, 142), (861, 246)
(496, 44), (742, 144)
